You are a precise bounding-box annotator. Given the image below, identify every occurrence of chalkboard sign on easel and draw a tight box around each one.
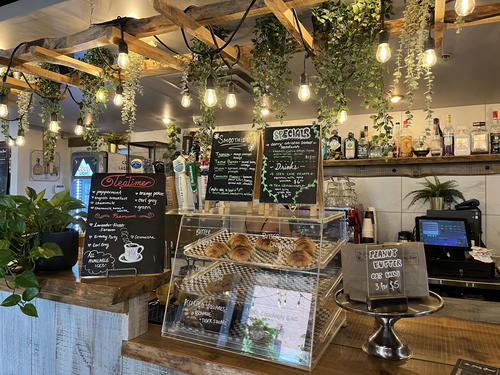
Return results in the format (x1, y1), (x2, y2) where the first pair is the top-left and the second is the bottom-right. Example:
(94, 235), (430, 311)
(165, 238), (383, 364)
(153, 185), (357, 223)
(259, 125), (320, 205)
(205, 130), (259, 202)
(81, 173), (166, 277)
(0, 142), (10, 196)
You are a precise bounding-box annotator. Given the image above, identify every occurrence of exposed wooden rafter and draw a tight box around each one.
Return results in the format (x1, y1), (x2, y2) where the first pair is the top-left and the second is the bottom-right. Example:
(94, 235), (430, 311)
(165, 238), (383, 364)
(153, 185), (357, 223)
(434, 0), (446, 49)
(31, 46), (104, 77)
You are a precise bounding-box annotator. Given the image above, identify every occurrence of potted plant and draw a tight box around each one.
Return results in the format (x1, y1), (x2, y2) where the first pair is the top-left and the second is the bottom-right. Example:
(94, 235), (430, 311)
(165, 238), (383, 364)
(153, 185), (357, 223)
(25, 188), (86, 272)
(405, 176), (465, 210)
(102, 132), (128, 153)
(243, 317), (280, 357)
(0, 193), (63, 316)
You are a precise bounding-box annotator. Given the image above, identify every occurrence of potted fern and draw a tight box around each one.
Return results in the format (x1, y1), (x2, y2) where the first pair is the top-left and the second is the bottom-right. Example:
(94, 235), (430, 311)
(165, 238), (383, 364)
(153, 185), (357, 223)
(405, 176), (465, 210)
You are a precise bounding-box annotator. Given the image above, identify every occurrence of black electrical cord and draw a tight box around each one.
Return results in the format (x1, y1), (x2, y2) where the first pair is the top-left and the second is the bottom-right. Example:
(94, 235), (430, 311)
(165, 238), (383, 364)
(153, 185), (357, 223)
(95, 47), (121, 72)
(1, 41), (30, 84)
(20, 72), (68, 101)
(153, 35), (181, 55)
(208, 25), (241, 68)
(1, 91), (33, 122)
(291, 8), (315, 57)
(67, 87), (82, 106)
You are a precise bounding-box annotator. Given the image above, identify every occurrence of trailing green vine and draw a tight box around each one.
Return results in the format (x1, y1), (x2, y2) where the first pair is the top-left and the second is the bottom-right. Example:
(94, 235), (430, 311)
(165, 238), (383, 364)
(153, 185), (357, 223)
(312, 0), (393, 143)
(251, 15), (296, 129)
(162, 122), (181, 176)
(17, 90), (33, 133)
(121, 52), (144, 134)
(0, 87), (9, 140)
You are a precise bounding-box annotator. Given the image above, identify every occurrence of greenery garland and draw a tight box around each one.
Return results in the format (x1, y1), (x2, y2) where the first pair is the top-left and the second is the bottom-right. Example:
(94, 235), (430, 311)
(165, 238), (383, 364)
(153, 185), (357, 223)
(121, 52), (145, 134)
(251, 15), (296, 129)
(162, 122), (181, 175)
(312, 0), (393, 141)
(1, 86), (10, 140)
(17, 90), (32, 133)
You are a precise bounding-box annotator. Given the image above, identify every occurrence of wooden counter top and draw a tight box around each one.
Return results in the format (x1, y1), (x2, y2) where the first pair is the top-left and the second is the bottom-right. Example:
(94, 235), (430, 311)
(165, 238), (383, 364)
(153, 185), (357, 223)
(122, 312), (500, 374)
(0, 266), (171, 313)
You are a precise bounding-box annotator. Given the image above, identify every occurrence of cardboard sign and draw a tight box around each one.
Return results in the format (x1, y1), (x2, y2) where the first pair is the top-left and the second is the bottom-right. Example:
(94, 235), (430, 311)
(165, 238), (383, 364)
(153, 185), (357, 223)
(82, 173), (166, 276)
(366, 244), (405, 298)
(205, 131), (259, 202)
(259, 125), (320, 204)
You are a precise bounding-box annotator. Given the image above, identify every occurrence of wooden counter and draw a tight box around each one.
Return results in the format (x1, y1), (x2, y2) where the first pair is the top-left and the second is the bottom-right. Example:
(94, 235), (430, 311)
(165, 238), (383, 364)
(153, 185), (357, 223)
(122, 312), (500, 375)
(0, 266), (171, 313)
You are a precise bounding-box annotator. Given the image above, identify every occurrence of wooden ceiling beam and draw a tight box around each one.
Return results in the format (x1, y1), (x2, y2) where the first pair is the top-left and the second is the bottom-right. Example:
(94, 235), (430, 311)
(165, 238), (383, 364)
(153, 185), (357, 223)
(30, 46), (104, 77)
(264, 0), (314, 51)
(434, 0), (446, 49)
(3, 76), (32, 90)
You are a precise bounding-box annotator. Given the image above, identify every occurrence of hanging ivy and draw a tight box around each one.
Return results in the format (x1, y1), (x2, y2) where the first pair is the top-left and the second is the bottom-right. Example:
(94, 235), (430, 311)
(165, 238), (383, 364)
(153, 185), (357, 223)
(162, 122), (181, 176)
(17, 89), (33, 133)
(121, 52), (144, 134)
(391, 0), (433, 123)
(251, 15), (296, 129)
(0, 86), (9, 140)
(312, 0), (392, 142)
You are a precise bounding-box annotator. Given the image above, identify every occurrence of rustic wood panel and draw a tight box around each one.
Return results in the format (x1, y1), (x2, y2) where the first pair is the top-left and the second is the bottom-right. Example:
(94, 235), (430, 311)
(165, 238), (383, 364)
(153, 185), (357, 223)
(123, 294), (149, 340)
(92, 309), (124, 374)
(435, 297), (500, 324)
(30, 46), (104, 77)
(31, 297), (57, 375)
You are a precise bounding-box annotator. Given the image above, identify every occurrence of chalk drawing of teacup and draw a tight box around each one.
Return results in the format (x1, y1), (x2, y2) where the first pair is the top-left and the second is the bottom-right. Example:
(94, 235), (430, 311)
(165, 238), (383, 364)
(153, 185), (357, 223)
(121, 242), (144, 262)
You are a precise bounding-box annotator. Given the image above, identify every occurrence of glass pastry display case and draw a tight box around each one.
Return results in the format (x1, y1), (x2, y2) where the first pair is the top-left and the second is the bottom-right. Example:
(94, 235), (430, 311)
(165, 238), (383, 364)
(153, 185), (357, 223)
(162, 206), (347, 370)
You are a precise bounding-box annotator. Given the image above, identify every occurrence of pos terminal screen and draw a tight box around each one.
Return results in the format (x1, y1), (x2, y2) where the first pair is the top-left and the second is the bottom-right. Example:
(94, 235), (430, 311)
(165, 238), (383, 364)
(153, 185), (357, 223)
(417, 218), (469, 248)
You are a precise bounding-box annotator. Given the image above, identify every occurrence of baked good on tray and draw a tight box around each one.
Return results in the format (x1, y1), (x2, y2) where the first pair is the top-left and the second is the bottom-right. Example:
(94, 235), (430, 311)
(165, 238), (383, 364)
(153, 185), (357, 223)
(294, 237), (316, 255)
(287, 250), (313, 267)
(204, 242), (230, 258)
(207, 274), (235, 293)
(229, 245), (253, 262)
(227, 233), (250, 248)
(255, 237), (280, 252)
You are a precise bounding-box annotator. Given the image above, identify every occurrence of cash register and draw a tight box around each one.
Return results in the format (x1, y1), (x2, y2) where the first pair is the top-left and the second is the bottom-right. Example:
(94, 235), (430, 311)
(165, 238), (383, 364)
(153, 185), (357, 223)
(415, 216), (496, 279)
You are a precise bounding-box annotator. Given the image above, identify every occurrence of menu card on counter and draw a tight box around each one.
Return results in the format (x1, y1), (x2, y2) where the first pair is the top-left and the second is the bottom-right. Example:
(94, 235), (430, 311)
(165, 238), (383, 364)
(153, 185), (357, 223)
(0, 142), (9, 195)
(450, 359), (500, 375)
(366, 244), (405, 298)
(81, 173), (166, 277)
(205, 130), (259, 202)
(259, 125), (320, 204)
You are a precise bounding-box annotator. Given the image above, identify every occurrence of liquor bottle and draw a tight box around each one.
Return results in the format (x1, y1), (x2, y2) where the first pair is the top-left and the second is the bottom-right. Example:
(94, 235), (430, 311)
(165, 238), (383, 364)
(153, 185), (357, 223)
(392, 122), (401, 157)
(454, 127), (471, 156)
(357, 130), (369, 159)
(430, 118), (443, 156)
(328, 130), (342, 160)
(433, 117), (443, 137)
(490, 111), (500, 154)
(344, 132), (358, 159)
(471, 121), (490, 154)
(400, 120), (413, 158)
(364, 125), (369, 140)
(443, 115), (454, 156)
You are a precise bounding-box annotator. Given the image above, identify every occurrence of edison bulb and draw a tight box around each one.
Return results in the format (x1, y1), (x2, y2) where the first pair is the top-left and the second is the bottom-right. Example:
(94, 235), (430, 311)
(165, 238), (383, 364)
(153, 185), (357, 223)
(13, 71), (21, 80)
(455, 0), (475, 16)
(74, 124), (84, 136)
(49, 120), (60, 133)
(7, 138), (14, 147)
(0, 67), (6, 76)
(338, 110), (348, 123)
(113, 93), (123, 106)
(117, 52), (129, 70)
(181, 93), (191, 108)
(226, 93), (237, 108)
(298, 84), (311, 102)
(0, 104), (8, 118)
(96, 88), (107, 102)
(376, 43), (392, 63)
(260, 107), (270, 116)
(15, 135), (25, 146)
(203, 88), (217, 107)
(422, 49), (437, 68)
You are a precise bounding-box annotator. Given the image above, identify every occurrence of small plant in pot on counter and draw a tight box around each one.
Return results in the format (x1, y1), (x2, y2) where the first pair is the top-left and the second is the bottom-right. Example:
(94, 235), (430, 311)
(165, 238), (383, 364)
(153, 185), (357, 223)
(405, 176), (465, 210)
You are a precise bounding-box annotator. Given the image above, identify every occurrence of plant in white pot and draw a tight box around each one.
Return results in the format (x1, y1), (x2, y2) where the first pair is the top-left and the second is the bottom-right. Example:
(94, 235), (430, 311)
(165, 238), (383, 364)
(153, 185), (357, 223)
(405, 176), (465, 210)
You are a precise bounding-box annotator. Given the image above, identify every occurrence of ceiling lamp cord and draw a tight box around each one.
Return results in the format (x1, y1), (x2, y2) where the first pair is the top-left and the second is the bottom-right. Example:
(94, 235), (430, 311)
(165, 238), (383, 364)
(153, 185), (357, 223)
(153, 35), (181, 55)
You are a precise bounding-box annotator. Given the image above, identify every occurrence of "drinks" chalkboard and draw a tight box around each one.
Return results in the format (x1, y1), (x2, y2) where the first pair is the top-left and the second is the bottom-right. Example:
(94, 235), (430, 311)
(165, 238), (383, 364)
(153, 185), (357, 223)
(260, 125), (320, 204)
(205, 130), (259, 202)
(82, 173), (166, 277)
(0, 142), (9, 195)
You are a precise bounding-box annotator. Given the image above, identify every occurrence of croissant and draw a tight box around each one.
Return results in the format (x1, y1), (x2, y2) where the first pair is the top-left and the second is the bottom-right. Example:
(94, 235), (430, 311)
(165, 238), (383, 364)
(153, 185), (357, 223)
(204, 242), (230, 258)
(229, 245), (253, 262)
(255, 237), (280, 252)
(294, 237), (316, 255)
(227, 233), (250, 248)
(287, 250), (313, 268)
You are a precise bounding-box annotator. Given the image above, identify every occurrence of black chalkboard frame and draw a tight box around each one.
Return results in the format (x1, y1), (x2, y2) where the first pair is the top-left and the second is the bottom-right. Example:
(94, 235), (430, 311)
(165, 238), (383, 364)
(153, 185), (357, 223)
(0, 142), (10, 196)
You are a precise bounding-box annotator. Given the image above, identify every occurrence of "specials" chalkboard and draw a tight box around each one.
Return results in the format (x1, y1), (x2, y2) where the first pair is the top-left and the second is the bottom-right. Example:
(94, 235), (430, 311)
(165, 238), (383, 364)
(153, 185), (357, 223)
(205, 130), (259, 202)
(82, 173), (166, 277)
(0, 143), (9, 196)
(259, 125), (320, 204)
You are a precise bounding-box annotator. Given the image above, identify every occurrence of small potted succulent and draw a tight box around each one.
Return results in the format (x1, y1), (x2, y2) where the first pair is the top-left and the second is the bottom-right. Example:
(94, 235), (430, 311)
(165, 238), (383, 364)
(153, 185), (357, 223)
(405, 176), (465, 210)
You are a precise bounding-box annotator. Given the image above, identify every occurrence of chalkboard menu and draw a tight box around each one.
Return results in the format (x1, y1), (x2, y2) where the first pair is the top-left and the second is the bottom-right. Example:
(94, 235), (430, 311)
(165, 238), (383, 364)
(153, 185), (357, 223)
(205, 130), (259, 202)
(259, 125), (320, 204)
(0, 143), (9, 196)
(82, 173), (166, 277)
(366, 244), (405, 298)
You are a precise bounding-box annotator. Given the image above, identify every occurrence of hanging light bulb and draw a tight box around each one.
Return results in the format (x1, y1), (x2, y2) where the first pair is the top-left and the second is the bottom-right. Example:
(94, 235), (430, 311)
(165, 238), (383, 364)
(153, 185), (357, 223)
(7, 137), (14, 147)
(0, 67), (6, 76)
(203, 74), (217, 107)
(113, 84), (123, 106)
(338, 110), (348, 123)
(15, 129), (25, 146)
(422, 36), (437, 68)
(117, 39), (129, 69)
(455, 0), (475, 16)
(225, 82), (237, 109)
(96, 87), (107, 102)
(298, 72), (311, 102)
(74, 117), (84, 136)
(13, 71), (21, 80)
(0, 93), (8, 118)
(48, 112), (60, 132)
(260, 95), (271, 116)
(376, 31), (391, 63)
(181, 91), (191, 108)
(390, 95), (404, 104)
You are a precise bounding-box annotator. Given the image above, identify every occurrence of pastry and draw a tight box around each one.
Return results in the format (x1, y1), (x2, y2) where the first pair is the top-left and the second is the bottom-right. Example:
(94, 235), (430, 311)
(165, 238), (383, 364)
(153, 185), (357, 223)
(204, 242), (230, 258)
(227, 233), (250, 248)
(294, 237), (316, 255)
(207, 274), (235, 293)
(287, 250), (313, 268)
(229, 245), (252, 262)
(255, 237), (280, 252)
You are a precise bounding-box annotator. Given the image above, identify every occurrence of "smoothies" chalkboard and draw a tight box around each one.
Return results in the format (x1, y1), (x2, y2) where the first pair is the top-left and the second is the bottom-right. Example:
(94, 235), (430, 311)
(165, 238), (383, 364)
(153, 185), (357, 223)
(0, 142), (9, 195)
(205, 130), (259, 202)
(82, 173), (166, 277)
(260, 125), (320, 204)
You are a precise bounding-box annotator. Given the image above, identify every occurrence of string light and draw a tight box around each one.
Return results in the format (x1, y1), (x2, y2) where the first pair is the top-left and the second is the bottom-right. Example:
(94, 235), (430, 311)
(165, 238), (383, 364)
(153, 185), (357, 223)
(15, 129), (25, 146)
(422, 35), (437, 68)
(261, 95), (271, 116)
(117, 39), (129, 69)
(96, 87), (107, 102)
(48, 112), (60, 132)
(113, 84), (123, 106)
(298, 72), (311, 102)
(203, 74), (217, 107)
(338, 110), (348, 123)
(376, 31), (391, 63)
(0, 93), (8, 118)
(12, 71), (21, 80)
(74, 117), (84, 136)
(181, 91), (191, 108)
(162, 117), (172, 125)
(225, 82), (237, 109)
(7, 137), (14, 147)
(390, 95), (403, 103)
(455, 0), (475, 16)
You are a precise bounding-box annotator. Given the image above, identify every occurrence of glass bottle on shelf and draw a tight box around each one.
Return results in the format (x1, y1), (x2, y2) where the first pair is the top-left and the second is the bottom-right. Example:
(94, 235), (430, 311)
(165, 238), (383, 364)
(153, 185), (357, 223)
(430, 118), (443, 156)
(400, 120), (413, 158)
(326, 130), (342, 160)
(412, 135), (430, 157)
(357, 130), (369, 159)
(471, 121), (490, 154)
(392, 121), (401, 157)
(344, 132), (357, 159)
(443, 115), (454, 156)
(490, 111), (500, 154)
(454, 127), (471, 156)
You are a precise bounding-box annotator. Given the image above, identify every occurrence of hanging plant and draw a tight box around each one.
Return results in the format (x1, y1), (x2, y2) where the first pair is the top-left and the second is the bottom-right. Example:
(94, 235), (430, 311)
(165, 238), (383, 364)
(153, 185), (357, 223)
(251, 15), (296, 129)
(0, 87), (9, 140)
(162, 122), (181, 176)
(121, 52), (144, 133)
(312, 0), (393, 141)
(17, 90), (33, 133)
(391, 0), (433, 123)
